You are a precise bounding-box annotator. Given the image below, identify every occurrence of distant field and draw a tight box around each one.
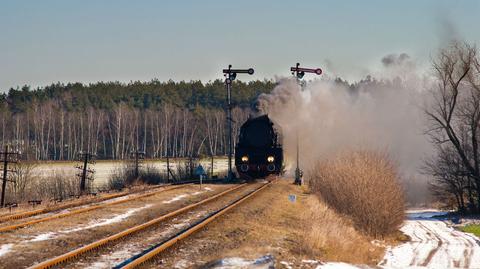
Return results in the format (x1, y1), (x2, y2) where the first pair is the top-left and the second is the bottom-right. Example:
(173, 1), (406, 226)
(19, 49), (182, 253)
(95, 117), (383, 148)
(31, 158), (228, 188)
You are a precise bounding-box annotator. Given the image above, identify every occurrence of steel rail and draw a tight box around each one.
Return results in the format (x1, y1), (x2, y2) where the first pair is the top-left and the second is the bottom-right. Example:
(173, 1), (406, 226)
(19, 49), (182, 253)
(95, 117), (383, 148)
(117, 181), (273, 269)
(28, 183), (246, 269)
(0, 191), (131, 223)
(0, 184), (192, 233)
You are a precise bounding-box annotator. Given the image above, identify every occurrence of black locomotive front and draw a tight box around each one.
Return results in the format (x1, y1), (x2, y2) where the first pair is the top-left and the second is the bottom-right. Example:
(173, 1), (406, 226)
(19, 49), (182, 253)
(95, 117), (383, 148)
(235, 115), (283, 179)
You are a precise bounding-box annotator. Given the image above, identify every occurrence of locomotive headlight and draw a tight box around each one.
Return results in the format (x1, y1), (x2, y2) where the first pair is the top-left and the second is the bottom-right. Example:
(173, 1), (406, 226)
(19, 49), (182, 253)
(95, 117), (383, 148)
(267, 156), (275, 163)
(241, 156), (249, 162)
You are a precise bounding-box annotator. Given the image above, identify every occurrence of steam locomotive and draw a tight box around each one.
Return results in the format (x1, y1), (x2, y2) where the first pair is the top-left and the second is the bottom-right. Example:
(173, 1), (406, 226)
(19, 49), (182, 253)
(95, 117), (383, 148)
(235, 115), (283, 179)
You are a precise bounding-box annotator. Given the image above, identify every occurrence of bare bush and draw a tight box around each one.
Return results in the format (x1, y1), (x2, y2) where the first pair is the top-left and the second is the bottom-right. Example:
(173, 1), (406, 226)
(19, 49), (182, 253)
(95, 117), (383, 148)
(308, 151), (405, 237)
(108, 167), (128, 190)
(4, 163), (80, 203)
(3, 162), (39, 203)
(108, 163), (166, 190)
(37, 171), (79, 200)
(141, 165), (164, 184)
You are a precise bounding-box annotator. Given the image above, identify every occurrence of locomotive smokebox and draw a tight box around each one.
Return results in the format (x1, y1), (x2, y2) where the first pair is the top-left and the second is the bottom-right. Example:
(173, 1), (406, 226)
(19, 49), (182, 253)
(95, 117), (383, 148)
(235, 115), (283, 180)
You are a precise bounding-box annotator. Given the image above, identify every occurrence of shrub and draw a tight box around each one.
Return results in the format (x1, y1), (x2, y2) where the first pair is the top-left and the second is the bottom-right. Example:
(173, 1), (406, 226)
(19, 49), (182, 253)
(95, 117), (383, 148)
(139, 165), (164, 184)
(108, 164), (166, 190)
(108, 167), (128, 190)
(308, 150), (405, 237)
(36, 171), (79, 200)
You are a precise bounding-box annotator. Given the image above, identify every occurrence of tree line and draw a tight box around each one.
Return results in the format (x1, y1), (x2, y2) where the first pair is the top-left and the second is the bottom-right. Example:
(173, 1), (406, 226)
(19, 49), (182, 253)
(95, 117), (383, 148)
(0, 74), (408, 162)
(0, 79), (275, 160)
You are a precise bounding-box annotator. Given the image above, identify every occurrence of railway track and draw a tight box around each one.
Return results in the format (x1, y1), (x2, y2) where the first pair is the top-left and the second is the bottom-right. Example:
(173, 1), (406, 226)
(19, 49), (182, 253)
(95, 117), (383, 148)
(0, 184), (191, 233)
(0, 184), (176, 224)
(0, 179), (219, 224)
(116, 181), (272, 269)
(0, 191), (128, 223)
(28, 181), (272, 269)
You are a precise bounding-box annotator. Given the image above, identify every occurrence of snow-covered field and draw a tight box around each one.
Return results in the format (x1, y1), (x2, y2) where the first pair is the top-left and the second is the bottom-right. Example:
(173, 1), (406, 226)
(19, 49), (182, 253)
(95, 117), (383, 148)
(32, 158), (228, 188)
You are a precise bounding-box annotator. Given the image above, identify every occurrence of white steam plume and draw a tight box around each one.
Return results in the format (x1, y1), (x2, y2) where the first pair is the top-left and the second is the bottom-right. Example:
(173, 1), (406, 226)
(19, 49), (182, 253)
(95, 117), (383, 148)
(257, 56), (433, 204)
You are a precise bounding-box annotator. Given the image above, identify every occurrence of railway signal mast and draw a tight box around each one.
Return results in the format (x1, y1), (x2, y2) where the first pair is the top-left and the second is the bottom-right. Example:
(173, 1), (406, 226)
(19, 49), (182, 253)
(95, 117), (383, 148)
(290, 63), (322, 185)
(223, 65), (255, 181)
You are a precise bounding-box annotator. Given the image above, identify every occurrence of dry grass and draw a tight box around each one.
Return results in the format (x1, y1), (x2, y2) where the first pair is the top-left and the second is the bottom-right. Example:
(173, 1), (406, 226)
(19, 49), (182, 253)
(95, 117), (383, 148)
(300, 194), (384, 264)
(308, 150), (405, 237)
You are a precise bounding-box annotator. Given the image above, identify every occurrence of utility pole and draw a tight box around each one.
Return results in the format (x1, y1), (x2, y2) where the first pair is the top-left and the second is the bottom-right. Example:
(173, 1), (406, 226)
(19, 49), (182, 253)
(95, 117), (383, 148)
(290, 63), (322, 185)
(0, 146), (19, 207)
(75, 152), (96, 194)
(222, 65), (254, 181)
(130, 149), (145, 179)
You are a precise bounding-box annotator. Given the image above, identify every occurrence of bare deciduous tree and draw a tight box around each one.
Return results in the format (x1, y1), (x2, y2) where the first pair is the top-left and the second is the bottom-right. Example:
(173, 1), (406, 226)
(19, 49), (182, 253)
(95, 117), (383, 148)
(425, 42), (480, 212)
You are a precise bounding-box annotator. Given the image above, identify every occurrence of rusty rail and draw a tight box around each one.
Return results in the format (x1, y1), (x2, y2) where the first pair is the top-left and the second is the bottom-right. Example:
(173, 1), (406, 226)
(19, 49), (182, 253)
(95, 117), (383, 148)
(28, 183), (247, 269)
(0, 191), (128, 223)
(0, 184), (192, 233)
(117, 181), (273, 269)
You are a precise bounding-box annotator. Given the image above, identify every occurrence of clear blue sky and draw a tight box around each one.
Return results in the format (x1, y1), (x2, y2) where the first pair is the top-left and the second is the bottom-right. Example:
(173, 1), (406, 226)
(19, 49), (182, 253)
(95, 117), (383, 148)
(0, 0), (479, 91)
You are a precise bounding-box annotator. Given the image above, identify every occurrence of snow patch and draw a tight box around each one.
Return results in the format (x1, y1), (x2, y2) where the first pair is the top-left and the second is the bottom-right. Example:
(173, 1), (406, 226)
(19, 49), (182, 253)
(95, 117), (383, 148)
(208, 255), (274, 268)
(0, 244), (13, 257)
(64, 204), (152, 233)
(315, 262), (362, 269)
(27, 204), (152, 242)
(84, 249), (134, 269)
(174, 259), (191, 269)
(302, 259), (320, 265)
(163, 194), (189, 204)
(29, 232), (56, 242)
(280, 260), (293, 269)
(162, 188), (211, 204)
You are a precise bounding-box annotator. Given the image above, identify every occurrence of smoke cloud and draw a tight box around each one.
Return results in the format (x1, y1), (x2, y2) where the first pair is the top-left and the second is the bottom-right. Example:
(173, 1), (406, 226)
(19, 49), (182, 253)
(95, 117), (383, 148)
(257, 55), (433, 204)
(381, 53), (411, 67)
